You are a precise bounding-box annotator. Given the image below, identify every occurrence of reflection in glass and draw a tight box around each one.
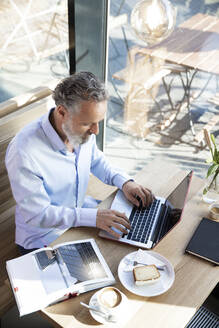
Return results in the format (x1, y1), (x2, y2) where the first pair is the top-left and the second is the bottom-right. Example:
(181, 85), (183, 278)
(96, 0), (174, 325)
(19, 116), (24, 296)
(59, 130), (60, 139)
(130, 0), (177, 45)
(0, 0), (69, 103)
(57, 242), (107, 283)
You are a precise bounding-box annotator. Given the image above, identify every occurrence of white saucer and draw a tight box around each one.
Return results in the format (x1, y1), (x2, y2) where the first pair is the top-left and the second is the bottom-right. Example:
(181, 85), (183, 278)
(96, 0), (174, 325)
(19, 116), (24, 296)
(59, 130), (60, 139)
(89, 288), (128, 324)
(118, 250), (175, 297)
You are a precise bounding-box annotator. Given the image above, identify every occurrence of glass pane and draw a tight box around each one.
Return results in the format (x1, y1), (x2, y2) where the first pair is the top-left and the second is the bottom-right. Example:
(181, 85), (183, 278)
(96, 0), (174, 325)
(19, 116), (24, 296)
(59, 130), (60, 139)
(74, 0), (108, 78)
(107, 0), (219, 178)
(73, 0), (109, 150)
(0, 0), (69, 104)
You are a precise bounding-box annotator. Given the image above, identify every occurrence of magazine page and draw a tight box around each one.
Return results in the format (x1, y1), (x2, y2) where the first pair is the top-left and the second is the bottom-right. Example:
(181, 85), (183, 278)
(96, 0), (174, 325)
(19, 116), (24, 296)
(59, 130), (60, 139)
(54, 238), (115, 292)
(6, 248), (68, 316)
(6, 239), (115, 316)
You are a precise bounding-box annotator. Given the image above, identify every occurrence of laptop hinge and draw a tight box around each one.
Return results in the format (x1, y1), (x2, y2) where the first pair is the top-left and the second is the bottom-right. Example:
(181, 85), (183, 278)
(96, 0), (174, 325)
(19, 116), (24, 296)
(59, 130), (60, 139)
(151, 203), (167, 245)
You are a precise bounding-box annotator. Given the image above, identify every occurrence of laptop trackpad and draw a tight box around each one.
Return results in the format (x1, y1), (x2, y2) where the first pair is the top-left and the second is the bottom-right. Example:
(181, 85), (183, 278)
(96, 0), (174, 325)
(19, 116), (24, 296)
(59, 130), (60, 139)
(109, 190), (133, 237)
(111, 190), (133, 218)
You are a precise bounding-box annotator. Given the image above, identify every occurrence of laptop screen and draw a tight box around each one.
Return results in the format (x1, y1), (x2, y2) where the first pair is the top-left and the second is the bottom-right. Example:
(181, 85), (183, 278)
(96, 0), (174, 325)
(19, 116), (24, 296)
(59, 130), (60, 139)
(156, 171), (193, 242)
(167, 171), (192, 209)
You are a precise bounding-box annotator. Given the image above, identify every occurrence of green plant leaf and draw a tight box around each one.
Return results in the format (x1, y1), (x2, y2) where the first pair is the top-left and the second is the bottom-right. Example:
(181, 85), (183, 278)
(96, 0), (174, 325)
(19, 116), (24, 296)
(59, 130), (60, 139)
(213, 148), (218, 163)
(210, 134), (218, 161)
(217, 151), (219, 163)
(206, 158), (213, 164)
(203, 187), (208, 195)
(207, 164), (219, 178)
(210, 133), (216, 148)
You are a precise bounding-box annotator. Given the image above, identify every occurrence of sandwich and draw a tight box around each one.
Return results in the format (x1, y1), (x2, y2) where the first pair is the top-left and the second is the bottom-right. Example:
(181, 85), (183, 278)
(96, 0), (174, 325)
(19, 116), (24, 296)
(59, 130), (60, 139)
(133, 264), (160, 285)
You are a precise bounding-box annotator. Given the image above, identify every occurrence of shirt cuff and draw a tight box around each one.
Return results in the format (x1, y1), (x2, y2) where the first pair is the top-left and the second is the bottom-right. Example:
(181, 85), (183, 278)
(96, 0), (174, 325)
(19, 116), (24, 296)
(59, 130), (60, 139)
(112, 173), (134, 190)
(78, 208), (97, 227)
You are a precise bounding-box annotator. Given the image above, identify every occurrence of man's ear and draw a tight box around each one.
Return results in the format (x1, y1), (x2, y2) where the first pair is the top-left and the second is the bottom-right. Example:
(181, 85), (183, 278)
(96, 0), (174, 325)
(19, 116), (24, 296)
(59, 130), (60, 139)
(57, 105), (68, 119)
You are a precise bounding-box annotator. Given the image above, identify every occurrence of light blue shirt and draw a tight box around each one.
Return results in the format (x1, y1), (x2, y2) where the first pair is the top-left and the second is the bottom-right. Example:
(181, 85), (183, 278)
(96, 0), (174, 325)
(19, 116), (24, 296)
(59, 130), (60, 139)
(5, 110), (131, 249)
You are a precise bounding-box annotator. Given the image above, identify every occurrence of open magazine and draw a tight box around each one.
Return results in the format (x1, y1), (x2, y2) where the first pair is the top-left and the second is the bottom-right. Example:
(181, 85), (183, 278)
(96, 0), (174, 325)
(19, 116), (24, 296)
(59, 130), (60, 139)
(6, 238), (115, 316)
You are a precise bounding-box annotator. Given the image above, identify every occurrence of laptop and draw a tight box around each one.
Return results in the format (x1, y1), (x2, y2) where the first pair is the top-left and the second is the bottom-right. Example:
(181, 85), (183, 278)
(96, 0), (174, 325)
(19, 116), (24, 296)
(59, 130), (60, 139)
(99, 171), (193, 249)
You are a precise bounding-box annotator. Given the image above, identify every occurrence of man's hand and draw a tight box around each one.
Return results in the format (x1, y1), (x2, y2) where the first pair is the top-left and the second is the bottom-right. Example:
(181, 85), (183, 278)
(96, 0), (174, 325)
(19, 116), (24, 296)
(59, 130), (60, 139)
(96, 209), (131, 239)
(122, 180), (154, 208)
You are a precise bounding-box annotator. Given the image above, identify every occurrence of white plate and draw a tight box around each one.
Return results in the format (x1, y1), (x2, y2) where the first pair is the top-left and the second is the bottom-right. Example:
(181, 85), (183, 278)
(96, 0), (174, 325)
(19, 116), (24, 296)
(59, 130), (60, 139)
(118, 251), (175, 297)
(89, 289), (128, 324)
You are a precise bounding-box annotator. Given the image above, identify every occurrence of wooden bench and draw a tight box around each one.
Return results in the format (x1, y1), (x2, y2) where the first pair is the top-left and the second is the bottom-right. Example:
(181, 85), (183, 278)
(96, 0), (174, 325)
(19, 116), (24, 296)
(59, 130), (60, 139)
(0, 83), (56, 320)
(0, 82), (116, 321)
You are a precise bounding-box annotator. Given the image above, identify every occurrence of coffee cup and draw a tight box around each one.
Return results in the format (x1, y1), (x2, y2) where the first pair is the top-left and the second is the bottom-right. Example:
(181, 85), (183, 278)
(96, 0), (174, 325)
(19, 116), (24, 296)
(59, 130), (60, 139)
(97, 286), (124, 318)
(209, 202), (219, 222)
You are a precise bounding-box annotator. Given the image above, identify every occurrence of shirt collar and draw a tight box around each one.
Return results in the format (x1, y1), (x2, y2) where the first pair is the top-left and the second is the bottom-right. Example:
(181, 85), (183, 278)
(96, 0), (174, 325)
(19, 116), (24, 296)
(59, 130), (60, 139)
(41, 108), (80, 155)
(41, 108), (67, 152)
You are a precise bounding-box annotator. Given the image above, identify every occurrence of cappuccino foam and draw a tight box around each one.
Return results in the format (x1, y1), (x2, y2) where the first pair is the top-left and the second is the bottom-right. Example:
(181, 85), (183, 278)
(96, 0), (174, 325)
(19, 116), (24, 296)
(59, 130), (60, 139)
(99, 288), (121, 308)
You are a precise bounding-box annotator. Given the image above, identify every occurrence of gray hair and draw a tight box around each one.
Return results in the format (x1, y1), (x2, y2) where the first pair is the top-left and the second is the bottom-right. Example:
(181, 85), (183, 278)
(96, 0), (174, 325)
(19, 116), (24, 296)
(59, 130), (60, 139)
(52, 71), (108, 114)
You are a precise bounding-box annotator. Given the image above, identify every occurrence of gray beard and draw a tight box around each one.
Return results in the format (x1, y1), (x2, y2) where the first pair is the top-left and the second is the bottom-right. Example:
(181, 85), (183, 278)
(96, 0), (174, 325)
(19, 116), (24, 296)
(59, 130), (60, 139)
(62, 121), (90, 148)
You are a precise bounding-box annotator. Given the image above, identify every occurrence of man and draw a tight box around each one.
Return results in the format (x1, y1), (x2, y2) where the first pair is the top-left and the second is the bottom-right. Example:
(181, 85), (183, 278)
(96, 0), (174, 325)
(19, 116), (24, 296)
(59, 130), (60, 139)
(5, 72), (153, 254)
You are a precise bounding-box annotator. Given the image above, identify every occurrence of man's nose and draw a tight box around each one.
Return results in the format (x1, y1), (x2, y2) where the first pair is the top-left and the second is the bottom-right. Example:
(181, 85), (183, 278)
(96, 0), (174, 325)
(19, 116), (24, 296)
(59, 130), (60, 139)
(90, 123), (99, 135)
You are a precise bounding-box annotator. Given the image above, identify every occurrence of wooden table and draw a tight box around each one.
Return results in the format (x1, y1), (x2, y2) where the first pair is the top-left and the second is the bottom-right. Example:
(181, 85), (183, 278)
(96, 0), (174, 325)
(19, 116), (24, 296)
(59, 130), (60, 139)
(113, 13), (219, 143)
(142, 13), (219, 75)
(135, 13), (219, 139)
(41, 159), (219, 328)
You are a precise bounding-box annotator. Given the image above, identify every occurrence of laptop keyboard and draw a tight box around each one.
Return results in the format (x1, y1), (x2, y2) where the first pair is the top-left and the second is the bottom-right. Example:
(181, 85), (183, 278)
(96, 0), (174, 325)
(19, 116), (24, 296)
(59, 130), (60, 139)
(126, 198), (161, 243)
